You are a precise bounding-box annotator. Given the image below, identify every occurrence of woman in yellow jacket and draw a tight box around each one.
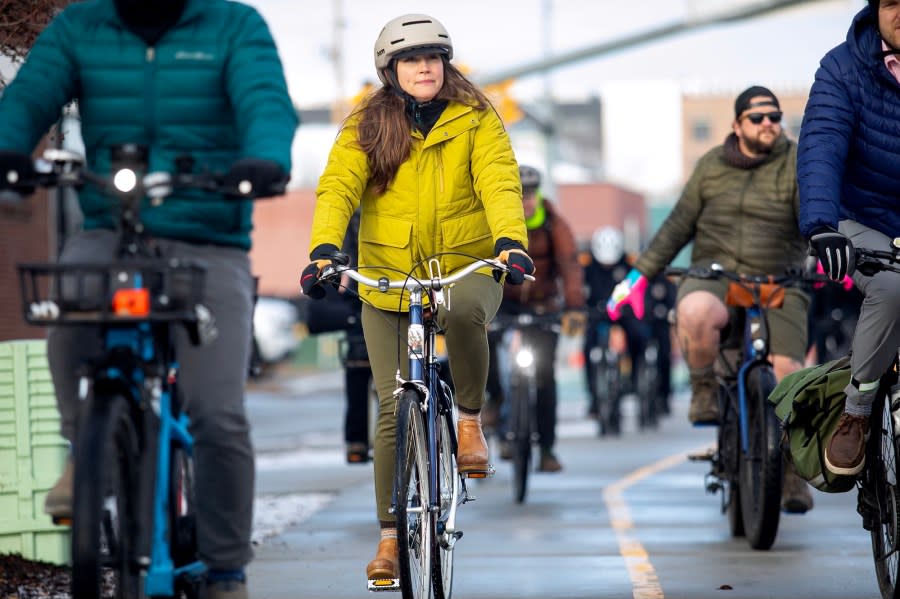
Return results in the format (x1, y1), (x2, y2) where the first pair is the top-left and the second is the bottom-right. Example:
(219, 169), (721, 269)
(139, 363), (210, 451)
(301, 13), (534, 582)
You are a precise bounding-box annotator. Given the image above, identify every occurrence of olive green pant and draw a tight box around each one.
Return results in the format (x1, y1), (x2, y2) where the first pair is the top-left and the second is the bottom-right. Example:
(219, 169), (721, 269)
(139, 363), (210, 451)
(676, 276), (810, 363)
(361, 273), (502, 524)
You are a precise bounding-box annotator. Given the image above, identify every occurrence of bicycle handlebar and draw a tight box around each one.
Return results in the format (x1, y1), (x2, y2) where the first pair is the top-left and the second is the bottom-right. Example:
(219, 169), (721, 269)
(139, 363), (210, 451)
(320, 256), (533, 293)
(855, 247), (900, 276)
(10, 148), (285, 200)
(664, 263), (828, 288)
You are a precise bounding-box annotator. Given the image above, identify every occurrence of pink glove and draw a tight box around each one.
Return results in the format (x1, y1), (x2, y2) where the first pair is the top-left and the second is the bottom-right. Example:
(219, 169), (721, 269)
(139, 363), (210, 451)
(815, 260), (854, 291)
(606, 269), (647, 321)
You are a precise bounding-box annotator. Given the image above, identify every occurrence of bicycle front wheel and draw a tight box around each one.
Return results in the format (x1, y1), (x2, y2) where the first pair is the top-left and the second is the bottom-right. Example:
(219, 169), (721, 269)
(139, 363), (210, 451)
(738, 366), (782, 550)
(432, 396), (458, 599)
(870, 393), (900, 599)
(71, 391), (141, 599)
(395, 389), (433, 599)
(508, 370), (534, 504)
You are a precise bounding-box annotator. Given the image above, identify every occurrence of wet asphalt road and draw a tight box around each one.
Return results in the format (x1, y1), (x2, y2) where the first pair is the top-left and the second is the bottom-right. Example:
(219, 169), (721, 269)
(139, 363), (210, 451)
(244, 366), (876, 599)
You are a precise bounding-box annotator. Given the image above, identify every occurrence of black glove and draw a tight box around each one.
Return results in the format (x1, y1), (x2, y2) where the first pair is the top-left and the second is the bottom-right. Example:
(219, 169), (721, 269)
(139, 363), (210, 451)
(809, 226), (855, 281)
(494, 237), (535, 286)
(300, 244), (340, 300)
(0, 150), (35, 194)
(224, 158), (288, 198)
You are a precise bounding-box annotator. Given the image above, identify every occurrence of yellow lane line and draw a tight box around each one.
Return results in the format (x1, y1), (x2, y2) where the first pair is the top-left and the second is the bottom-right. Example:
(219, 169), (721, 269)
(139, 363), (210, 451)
(602, 444), (714, 599)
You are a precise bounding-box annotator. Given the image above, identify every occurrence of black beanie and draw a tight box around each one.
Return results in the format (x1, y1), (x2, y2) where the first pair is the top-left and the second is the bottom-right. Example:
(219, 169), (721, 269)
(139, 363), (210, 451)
(734, 85), (780, 118)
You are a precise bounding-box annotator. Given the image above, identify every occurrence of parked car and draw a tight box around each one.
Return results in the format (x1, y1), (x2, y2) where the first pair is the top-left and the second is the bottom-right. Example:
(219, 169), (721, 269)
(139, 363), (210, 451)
(251, 296), (300, 375)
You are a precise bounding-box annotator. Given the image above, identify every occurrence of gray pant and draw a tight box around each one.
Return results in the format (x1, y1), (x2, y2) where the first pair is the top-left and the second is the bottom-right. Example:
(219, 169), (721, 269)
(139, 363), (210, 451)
(840, 220), (900, 411)
(47, 229), (255, 570)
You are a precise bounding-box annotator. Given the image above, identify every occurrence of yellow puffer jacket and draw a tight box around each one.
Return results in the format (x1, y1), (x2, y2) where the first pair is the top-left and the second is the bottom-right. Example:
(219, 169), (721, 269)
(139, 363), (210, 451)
(311, 101), (527, 311)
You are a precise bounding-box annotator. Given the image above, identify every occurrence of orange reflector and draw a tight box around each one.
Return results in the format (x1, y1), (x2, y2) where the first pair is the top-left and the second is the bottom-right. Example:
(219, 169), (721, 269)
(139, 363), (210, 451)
(112, 288), (150, 316)
(372, 580), (394, 587)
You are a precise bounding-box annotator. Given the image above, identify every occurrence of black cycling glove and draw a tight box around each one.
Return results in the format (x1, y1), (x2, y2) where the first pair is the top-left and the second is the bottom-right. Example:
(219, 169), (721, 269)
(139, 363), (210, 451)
(809, 226), (855, 281)
(300, 244), (340, 300)
(224, 158), (288, 198)
(494, 237), (535, 285)
(0, 150), (35, 194)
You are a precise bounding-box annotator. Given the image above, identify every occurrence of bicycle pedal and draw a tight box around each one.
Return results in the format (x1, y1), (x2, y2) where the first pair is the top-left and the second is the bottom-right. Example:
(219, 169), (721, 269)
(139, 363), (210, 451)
(688, 449), (715, 462)
(367, 578), (400, 592)
(464, 465), (495, 479)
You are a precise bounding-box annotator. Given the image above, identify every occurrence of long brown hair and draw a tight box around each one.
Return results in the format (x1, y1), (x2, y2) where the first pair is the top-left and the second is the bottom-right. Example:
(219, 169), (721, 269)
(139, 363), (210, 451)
(349, 60), (495, 196)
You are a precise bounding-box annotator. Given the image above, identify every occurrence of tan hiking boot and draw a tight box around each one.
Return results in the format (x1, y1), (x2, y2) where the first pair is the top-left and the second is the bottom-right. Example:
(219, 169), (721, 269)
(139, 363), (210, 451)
(366, 537), (399, 581)
(781, 460), (814, 514)
(688, 371), (719, 425)
(457, 419), (490, 474)
(44, 456), (74, 520)
(824, 413), (869, 476)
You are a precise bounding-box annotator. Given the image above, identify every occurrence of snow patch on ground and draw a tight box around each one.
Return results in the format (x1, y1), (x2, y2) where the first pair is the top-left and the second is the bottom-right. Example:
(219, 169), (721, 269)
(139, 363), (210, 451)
(251, 492), (334, 545)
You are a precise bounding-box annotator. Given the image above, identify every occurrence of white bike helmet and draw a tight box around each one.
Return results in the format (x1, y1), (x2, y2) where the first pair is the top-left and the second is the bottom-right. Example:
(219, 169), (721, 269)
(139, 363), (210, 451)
(591, 227), (625, 266)
(374, 14), (453, 85)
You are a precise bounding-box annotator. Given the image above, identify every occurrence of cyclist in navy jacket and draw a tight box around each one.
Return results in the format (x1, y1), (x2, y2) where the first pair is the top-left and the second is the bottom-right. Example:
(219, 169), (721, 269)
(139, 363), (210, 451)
(798, 0), (900, 479)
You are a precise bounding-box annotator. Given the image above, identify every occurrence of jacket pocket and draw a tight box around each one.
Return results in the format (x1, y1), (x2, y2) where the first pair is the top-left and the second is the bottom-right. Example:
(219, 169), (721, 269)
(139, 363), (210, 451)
(441, 210), (492, 248)
(360, 213), (412, 248)
(359, 213), (413, 272)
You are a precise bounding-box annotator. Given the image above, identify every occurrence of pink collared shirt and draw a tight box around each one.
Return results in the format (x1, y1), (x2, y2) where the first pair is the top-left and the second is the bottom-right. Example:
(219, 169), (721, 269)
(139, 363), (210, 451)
(884, 41), (900, 84)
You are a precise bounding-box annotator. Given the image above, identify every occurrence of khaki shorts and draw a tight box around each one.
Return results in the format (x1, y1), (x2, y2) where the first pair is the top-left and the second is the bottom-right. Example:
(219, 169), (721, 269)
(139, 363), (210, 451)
(676, 276), (810, 363)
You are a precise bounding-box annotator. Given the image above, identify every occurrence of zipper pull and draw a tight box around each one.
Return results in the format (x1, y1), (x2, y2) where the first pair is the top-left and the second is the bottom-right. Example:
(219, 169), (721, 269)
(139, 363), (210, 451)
(146, 47), (155, 62)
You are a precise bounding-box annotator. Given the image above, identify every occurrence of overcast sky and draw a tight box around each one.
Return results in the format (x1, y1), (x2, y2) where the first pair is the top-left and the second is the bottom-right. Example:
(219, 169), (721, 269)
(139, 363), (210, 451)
(245, 0), (861, 195)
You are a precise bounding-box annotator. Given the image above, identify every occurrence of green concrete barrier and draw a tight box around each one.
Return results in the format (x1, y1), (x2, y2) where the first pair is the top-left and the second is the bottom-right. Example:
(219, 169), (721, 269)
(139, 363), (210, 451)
(0, 339), (70, 565)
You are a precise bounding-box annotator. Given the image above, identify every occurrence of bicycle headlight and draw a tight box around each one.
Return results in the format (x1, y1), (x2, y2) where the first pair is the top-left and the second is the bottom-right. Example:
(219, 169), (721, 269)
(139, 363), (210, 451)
(515, 348), (535, 369)
(113, 168), (138, 193)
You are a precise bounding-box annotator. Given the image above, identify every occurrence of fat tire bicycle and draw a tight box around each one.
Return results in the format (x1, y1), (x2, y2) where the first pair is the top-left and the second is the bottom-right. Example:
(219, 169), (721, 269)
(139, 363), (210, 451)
(12, 145), (282, 598)
(489, 311), (561, 503)
(317, 254), (523, 599)
(671, 263), (819, 550)
(846, 245), (900, 599)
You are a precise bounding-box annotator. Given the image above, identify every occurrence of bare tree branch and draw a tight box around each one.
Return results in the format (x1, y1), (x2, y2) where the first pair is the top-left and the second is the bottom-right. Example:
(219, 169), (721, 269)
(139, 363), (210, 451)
(0, 0), (74, 63)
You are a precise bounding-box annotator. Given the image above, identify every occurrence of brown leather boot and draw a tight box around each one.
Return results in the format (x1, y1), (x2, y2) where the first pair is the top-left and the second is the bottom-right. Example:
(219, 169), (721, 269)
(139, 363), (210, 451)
(44, 456), (74, 520)
(457, 419), (490, 474)
(366, 537), (399, 581)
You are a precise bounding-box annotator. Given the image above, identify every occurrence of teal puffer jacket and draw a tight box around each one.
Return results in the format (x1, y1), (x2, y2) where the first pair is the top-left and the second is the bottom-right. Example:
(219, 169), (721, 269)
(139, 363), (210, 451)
(0, 0), (298, 249)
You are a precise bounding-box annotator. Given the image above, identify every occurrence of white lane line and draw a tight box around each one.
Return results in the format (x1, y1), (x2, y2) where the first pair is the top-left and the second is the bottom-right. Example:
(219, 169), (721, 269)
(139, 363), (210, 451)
(602, 444), (713, 599)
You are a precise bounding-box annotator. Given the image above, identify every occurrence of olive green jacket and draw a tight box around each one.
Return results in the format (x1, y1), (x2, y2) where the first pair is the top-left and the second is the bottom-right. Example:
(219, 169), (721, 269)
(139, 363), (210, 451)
(310, 102), (526, 311)
(635, 135), (806, 279)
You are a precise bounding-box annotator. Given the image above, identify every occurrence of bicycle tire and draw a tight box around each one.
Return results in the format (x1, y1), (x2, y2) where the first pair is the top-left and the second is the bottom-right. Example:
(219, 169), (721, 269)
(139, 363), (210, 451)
(594, 353), (621, 437)
(395, 389), (433, 599)
(738, 365), (782, 550)
(719, 386), (745, 538)
(71, 391), (141, 599)
(637, 345), (659, 430)
(432, 395), (458, 599)
(170, 444), (200, 598)
(869, 393), (900, 599)
(508, 369), (534, 504)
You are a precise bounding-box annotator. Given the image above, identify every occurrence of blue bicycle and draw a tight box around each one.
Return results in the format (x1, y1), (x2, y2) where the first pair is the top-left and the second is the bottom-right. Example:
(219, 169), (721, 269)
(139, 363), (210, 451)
(14, 145), (279, 598)
(671, 263), (820, 550)
(318, 254), (520, 599)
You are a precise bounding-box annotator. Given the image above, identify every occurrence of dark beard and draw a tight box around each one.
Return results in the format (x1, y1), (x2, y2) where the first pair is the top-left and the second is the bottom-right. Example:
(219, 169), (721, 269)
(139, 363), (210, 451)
(742, 133), (776, 156)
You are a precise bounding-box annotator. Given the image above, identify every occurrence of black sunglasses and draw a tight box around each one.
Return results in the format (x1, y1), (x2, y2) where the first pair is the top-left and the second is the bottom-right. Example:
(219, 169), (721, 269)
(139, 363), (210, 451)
(742, 111), (783, 125)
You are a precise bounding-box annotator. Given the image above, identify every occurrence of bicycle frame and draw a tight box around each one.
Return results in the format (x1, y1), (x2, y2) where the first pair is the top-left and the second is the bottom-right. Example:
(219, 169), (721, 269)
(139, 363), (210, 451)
(402, 276), (464, 526)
